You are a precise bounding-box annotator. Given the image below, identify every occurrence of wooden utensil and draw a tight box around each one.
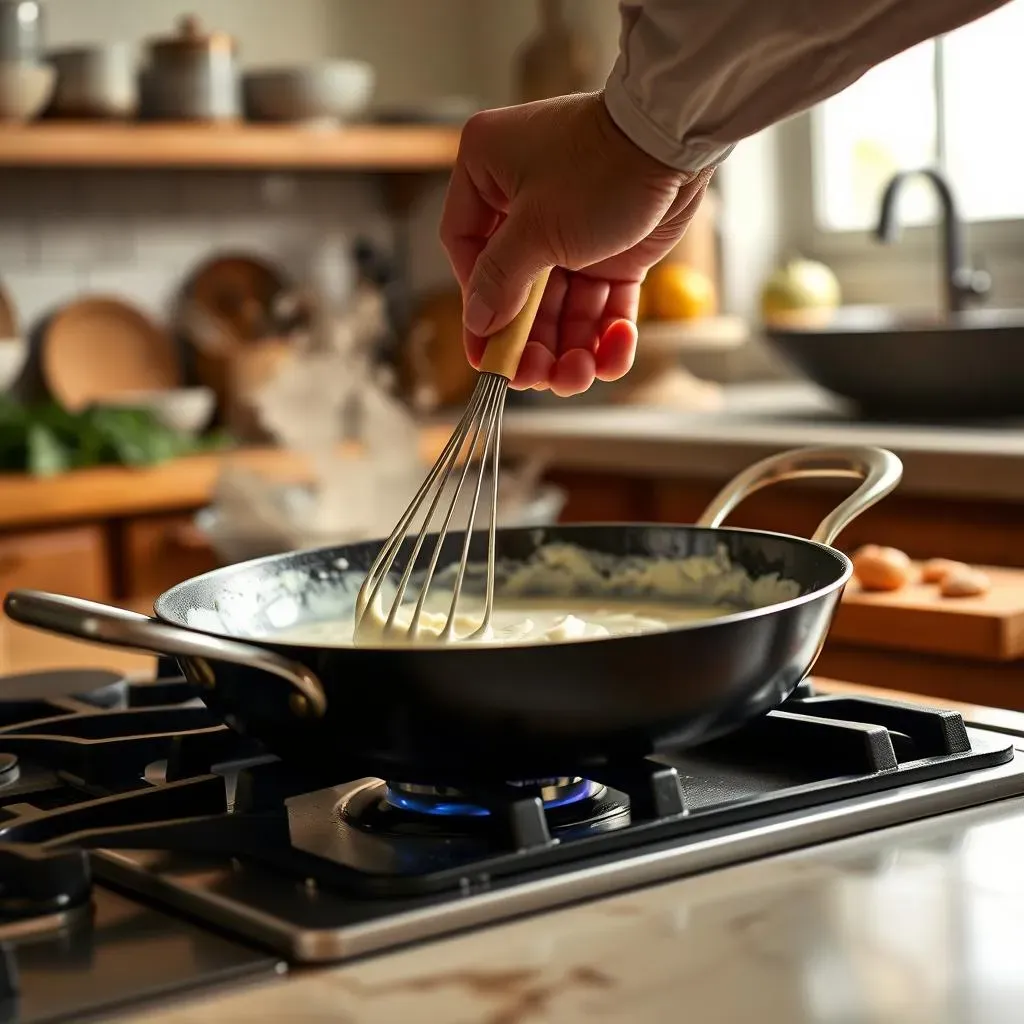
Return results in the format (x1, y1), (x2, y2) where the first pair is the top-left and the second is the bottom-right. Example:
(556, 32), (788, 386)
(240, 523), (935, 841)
(42, 296), (180, 411)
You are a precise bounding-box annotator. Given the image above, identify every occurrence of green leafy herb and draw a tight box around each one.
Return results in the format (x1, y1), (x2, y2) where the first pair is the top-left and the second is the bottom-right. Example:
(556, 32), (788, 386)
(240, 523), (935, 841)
(0, 394), (231, 476)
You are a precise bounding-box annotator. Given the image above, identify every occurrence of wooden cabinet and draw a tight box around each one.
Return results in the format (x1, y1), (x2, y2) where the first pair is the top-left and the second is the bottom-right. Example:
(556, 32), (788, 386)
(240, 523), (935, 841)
(549, 469), (1024, 568)
(120, 513), (218, 600)
(0, 525), (111, 601)
(0, 524), (124, 674)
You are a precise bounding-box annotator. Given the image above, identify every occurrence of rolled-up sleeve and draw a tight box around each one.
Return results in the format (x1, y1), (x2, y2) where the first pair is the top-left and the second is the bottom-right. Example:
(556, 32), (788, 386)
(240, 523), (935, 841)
(604, 0), (1011, 175)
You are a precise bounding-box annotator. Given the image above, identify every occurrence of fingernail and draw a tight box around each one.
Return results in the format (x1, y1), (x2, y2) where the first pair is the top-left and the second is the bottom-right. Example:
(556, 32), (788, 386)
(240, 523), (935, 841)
(464, 291), (495, 336)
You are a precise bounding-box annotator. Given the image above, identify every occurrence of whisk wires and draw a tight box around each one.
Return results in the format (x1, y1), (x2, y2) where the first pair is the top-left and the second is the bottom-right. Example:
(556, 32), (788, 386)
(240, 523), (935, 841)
(354, 268), (550, 645)
(354, 372), (507, 642)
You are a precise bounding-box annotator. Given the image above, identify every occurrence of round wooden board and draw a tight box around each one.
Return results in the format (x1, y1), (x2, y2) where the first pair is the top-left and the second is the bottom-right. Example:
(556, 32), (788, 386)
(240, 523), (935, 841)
(181, 252), (288, 345)
(42, 296), (180, 411)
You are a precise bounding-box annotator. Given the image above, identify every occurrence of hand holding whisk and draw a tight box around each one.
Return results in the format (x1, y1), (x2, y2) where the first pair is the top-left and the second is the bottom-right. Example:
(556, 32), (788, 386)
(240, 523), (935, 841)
(355, 269), (552, 644)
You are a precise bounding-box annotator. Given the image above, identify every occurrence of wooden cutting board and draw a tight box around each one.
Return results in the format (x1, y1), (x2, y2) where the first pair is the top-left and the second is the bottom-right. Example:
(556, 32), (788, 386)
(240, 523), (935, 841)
(831, 563), (1024, 663)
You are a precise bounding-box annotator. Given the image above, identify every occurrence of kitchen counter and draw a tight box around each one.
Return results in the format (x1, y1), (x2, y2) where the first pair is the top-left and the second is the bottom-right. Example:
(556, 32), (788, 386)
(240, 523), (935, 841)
(502, 381), (1024, 502)
(4, 382), (1023, 529)
(123, 679), (1024, 1024)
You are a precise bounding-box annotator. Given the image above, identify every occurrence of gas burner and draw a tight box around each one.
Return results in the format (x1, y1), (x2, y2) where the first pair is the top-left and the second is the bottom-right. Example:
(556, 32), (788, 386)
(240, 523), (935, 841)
(342, 776), (631, 841)
(384, 777), (602, 817)
(0, 753), (18, 786)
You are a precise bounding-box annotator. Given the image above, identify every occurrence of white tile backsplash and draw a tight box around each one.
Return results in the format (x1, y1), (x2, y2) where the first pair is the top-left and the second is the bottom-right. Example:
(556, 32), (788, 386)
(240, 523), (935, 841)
(0, 166), (449, 339)
(81, 267), (178, 321)
(34, 216), (136, 269)
(128, 218), (217, 275)
(0, 221), (36, 272)
(1, 270), (85, 330)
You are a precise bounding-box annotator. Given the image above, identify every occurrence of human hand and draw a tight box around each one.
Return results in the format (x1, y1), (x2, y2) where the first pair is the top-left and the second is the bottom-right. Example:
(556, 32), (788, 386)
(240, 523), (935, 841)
(440, 91), (714, 397)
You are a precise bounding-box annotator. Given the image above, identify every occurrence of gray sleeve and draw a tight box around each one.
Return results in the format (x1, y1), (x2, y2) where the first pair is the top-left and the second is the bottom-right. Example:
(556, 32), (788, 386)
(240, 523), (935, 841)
(603, 0), (1011, 174)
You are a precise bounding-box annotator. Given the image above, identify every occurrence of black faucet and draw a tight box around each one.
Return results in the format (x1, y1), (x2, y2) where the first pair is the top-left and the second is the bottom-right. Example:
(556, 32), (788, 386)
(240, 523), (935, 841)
(875, 168), (991, 317)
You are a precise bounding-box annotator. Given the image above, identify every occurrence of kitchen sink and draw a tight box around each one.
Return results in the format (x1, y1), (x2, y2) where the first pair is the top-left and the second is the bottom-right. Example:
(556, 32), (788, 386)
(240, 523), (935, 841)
(765, 305), (1024, 420)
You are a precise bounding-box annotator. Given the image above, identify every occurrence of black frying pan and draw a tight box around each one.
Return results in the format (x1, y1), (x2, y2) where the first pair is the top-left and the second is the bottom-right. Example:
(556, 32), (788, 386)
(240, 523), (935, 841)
(4, 446), (901, 785)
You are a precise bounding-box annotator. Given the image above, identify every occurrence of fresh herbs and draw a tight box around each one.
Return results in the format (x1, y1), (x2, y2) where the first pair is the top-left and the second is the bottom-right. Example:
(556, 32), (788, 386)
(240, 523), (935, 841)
(0, 396), (230, 477)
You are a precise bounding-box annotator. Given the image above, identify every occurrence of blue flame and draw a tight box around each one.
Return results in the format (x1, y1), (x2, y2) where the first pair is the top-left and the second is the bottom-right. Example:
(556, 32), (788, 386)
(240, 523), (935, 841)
(387, 791), (491, 817)
(385, 779), (596, 818)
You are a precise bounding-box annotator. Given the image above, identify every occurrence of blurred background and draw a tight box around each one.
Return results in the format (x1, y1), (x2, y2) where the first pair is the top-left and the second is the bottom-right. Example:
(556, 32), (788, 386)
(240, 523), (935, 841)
(0, 0), (1023, 696)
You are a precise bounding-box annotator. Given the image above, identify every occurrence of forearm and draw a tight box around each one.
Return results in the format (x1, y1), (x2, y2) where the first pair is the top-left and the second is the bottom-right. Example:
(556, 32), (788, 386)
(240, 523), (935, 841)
(604, 0), (1011, 174)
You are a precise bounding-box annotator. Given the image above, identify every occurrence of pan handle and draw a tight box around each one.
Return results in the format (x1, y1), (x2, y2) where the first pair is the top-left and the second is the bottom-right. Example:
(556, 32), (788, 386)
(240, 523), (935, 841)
(695, 446), (903, 546)
(3, 590), (327, 718)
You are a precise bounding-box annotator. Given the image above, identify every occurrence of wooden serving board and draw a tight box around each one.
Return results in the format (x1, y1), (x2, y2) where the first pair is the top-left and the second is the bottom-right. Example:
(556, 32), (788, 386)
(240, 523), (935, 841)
(831, 563), (1024, 663)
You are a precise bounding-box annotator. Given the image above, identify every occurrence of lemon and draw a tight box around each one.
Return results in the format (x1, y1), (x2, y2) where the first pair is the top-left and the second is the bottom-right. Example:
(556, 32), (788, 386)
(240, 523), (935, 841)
(643, 262), (717, 321)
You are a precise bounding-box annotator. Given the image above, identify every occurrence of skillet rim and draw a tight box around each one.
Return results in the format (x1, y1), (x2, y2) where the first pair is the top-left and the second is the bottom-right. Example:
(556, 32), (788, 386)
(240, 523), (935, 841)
(153, 521), (854, 652)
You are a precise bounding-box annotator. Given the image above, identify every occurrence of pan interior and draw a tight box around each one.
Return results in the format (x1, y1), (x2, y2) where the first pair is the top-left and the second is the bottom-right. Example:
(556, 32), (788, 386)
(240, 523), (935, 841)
(155, 524), (850, 646)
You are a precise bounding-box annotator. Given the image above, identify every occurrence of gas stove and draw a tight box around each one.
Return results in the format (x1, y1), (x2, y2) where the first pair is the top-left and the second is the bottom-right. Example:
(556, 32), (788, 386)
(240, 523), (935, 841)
(2, 662), (1024, 1024)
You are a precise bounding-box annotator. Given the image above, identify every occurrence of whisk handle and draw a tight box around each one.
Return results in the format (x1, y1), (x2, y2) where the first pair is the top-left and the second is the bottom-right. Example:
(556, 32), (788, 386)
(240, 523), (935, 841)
(477, 268), (553, 379)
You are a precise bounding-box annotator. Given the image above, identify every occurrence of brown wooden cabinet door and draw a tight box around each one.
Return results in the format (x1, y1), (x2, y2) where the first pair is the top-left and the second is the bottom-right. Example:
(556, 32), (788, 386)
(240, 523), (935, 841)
(0, 525), (111, 600)
(122, 513), (219, 601)
(0, 524), (121, 674)
(548, 471), (652, 522)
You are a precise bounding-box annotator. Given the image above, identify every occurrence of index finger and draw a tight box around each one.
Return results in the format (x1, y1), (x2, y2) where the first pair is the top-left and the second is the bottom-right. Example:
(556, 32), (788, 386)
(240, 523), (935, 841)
(439, 161), (501, 291)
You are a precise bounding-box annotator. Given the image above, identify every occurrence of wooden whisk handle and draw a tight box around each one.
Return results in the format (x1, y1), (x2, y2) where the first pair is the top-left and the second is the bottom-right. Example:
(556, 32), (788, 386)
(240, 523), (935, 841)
(477, 268), (553, 379)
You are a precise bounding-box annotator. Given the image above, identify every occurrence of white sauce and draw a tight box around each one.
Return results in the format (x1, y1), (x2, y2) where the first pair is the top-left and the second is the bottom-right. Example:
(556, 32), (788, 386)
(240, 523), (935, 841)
(279, 594), (726, 648)
(187, 541), (804, 650)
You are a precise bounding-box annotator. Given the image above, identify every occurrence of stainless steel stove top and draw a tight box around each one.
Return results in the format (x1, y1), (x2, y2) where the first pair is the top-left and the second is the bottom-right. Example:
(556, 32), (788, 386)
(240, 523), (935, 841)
(2, 665), (1023, 1023)
(93, 748), (1024, 963)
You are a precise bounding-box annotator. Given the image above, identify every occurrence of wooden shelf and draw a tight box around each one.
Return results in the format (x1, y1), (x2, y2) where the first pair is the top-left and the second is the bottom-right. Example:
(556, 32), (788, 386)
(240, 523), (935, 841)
(0, 122), (462, 171)
(0, 424), (453, 530)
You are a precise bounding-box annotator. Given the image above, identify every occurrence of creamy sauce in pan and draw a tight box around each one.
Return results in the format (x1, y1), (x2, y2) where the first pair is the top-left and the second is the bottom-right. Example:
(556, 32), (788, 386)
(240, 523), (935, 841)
(277, 595), (726, 647)
(258, 542), (804, 650)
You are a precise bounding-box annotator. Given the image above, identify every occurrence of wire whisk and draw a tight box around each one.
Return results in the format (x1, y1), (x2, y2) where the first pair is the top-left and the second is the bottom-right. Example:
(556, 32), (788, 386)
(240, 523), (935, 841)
(355, 269), (551, 644)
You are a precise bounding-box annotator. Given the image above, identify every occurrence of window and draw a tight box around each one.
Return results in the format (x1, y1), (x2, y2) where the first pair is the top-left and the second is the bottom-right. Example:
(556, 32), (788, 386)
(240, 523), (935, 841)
(812, 0), (1024, 233)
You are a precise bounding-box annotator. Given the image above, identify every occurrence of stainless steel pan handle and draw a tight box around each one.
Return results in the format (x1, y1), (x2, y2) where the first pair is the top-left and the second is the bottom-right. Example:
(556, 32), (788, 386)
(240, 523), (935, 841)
(3, 590), (327, 718)
(695, 446), (903, 546)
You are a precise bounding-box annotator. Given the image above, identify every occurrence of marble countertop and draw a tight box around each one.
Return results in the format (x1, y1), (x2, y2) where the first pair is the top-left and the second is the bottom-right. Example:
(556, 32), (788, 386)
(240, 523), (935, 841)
(123, 682), (1024, 1024)
(499, 383), (1024, 502)
(128, 799), (1024, 1024)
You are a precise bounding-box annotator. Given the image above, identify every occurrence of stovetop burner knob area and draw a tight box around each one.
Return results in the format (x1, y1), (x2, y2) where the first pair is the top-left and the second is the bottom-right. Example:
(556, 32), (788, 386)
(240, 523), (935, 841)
(0, 845), (92, 921)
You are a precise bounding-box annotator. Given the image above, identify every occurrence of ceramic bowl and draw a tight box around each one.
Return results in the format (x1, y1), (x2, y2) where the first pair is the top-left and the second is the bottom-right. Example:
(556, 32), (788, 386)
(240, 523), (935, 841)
(242, 61), (374, 123)
(0, 337), (28, 392)
(101, 386), (216, 436)
(0, 60), (54, 121)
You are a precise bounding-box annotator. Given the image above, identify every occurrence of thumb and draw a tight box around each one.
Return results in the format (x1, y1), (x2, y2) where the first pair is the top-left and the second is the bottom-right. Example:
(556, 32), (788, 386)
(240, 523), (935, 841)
(463, 212), (550, 337)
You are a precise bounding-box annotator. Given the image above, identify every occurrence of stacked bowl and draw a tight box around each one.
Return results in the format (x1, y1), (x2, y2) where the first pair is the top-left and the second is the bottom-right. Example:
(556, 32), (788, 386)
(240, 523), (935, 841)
(0, 0), (53, 121)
